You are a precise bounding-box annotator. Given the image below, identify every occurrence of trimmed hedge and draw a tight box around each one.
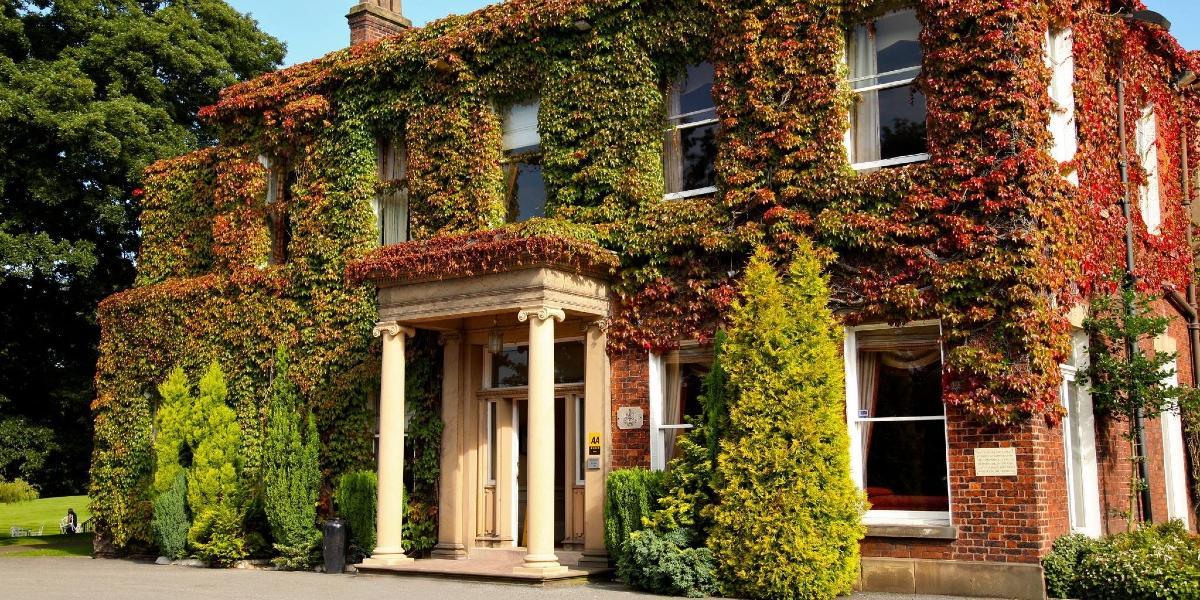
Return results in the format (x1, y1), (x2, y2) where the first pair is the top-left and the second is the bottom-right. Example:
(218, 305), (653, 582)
(1043, 522), (1200, 599)
(604, 469), (666, 558)
(335, 470), (377, 558)
(617, 528), (718, 598)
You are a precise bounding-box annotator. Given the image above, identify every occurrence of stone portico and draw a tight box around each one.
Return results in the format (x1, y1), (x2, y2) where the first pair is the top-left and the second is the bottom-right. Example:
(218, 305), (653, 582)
(354, 239), (617, 578)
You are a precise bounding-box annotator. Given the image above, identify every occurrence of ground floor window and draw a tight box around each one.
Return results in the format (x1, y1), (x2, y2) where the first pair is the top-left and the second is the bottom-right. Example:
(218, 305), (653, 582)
(1160, 358), (1192, 528)
(1061, 329), (1102, 536)
(845, 323), (950, 524)
(649, 346), (712, 470)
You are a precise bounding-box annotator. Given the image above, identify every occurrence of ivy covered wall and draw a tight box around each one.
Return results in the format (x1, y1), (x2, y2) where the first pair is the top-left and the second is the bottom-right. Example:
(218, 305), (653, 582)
(92, 0), (1199, 551)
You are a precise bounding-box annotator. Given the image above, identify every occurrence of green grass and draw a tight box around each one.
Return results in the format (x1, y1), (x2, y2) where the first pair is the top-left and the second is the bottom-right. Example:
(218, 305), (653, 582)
(0, 533), (93, 557)
(0, 495), (89, 538)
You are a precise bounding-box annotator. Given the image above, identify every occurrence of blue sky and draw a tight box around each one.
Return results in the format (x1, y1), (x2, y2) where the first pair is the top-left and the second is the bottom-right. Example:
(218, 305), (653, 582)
(228, 0), (1200, 67)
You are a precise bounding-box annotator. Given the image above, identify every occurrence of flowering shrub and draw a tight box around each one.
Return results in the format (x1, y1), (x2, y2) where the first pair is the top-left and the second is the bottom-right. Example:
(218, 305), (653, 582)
(1043, 522), (1200, 599)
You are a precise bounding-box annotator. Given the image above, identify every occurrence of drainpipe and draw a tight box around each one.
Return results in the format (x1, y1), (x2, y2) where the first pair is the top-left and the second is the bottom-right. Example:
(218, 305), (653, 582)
(1117, 67), (1156, 525)
(1181, 122), (1200, 388)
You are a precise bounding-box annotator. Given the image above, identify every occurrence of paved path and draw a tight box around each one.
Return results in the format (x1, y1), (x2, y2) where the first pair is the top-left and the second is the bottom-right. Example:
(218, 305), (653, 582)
(1, 557), (988, 600)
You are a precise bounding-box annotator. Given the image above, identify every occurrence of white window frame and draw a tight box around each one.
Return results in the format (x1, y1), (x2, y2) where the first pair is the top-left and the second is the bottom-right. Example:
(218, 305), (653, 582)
(1136, 105), (1161, 234)
(647, 352), (703, 471)
(664, 64), (719, 201)
(375, 137), (409, 245)
(844, 321), (951, 526)
(1161, 359), (1192, 527)
(1060, 330), (1102, 537)
(1045, 28), (1079, 182)
(845, 10), (931, 172)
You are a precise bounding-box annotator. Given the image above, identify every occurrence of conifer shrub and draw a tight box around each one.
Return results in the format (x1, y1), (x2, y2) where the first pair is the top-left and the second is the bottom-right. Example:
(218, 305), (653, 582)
(152, 363), (246, 564)
(151, 471), (189, 559)
(618, 528), (718, 598)
(0, 478), (38, 503)
(707, 246), (865, 600)
(604, 468), (665, 558)
(335, 470), (377, 558)
(263, 346), (321, 569)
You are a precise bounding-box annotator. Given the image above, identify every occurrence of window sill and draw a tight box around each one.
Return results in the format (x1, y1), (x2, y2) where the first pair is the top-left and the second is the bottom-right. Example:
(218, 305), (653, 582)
(664, 186), (717, 201)
(865, 523), (958, 540)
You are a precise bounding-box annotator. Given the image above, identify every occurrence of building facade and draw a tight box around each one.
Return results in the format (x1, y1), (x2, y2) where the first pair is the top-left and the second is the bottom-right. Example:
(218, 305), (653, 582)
(92, 0), (1200, 597)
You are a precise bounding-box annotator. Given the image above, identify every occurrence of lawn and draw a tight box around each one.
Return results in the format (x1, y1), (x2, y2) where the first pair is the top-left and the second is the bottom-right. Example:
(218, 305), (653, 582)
(0, 495), (89, 538)
(0, 533), (93, 557)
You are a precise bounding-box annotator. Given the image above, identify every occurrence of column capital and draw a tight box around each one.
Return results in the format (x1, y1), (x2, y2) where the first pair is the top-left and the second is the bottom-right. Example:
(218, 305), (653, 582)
(582, 318), (607, 334)
(518, 306), (566, 324)
(373, 320), (416, 338)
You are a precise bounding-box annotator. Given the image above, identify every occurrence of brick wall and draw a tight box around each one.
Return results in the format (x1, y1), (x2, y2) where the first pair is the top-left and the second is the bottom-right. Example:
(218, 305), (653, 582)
(863, 404), (1070, 564)
(609, 350), (650, 469)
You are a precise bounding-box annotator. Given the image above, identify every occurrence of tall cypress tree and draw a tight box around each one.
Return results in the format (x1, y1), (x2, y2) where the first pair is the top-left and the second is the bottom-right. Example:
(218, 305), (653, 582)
(708, 244), (865, 600)
(263, 345), (321, 568)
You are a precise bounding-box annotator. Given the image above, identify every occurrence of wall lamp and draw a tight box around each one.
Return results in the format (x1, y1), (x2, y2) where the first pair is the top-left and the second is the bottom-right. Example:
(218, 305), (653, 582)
(1122, 10), (1171, 32)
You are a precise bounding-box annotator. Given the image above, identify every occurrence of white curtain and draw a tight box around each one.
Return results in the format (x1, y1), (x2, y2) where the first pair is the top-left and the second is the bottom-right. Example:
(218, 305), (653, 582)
(858, 351), (881, 462)
(376, 138), (408, 245)
(663, 363), (683, 462)
(502, 101), (541, 151)
(849, 23), (880, 165)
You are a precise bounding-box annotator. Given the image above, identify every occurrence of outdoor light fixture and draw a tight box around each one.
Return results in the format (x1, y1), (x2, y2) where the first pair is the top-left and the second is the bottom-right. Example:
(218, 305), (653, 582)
(1123, 10), (1171, 32)
(488, 318), (505, 356)
(1174, 70), (1197, 89)
(573, 19), (591, 32)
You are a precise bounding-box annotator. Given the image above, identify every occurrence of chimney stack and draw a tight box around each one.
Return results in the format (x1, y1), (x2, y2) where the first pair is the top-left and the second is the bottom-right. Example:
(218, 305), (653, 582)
(347, 0), (412, 46)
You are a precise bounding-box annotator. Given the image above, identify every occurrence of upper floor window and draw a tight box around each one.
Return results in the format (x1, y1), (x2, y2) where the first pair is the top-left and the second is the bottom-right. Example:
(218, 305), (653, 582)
(664, 62), (718, 200)
(1045, 29), (1078, 170)
(502, 101), (546, 222)
(1136, 105), (1161, 234)
(259, 155), (292, 265)
(376, 137), (409, 245)
(847, 9), (929, 171)
(845, 322), (949, 524)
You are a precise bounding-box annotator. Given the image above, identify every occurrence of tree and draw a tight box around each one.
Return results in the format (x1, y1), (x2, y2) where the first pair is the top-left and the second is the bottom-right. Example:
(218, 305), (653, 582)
(0, 396), (56, 483)
(263, 345), (321, 569)
(0, 0), (284, 494)
(707, 245), (865, 600)
(1080, 285), (1197, 529)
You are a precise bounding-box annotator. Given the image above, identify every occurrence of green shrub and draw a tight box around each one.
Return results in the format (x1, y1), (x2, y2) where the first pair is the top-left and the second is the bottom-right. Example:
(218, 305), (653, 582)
(335, 470), (377, 557)
(153, 363), (246, 563)
(707, 246), (865, 600)
(617, 528), (718, 598)
(0, 478), (38, 503)
(152, 471), (190, 559)
(1042, 533), (1099, 598)
(605, 468), (666, 558)
(1065, 521), (1200, 599)
(263, 346), (321, 569)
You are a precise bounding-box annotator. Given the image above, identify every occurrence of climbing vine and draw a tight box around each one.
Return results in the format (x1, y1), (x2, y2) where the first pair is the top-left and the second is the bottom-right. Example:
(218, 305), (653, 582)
(94, 0), (1199, 551)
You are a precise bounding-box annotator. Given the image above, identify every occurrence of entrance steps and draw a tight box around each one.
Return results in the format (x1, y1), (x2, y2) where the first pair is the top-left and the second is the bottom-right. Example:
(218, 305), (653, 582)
(354, 548), (611, 584)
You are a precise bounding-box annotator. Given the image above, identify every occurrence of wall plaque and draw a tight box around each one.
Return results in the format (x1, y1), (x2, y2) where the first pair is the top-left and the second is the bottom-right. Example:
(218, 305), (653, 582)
(617, 407), (644, 430)
(974, 447), (1018, 477)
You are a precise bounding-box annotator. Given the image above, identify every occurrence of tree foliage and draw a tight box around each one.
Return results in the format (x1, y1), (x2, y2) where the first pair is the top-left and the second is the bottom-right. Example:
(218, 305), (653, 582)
(262, 345), (320, 569)
(334, 469), (377, 559)
(707, 246), (864, 600)
(0, 396), (56, 482)
(0, 0), (283, 494)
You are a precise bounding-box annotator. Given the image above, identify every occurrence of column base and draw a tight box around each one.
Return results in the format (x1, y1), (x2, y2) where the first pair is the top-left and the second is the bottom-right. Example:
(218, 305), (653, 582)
(577, 549), (610, 566)
(361, 553), (414, 566)
(430, 543), (469, 559)
(513, 564), (569, 576)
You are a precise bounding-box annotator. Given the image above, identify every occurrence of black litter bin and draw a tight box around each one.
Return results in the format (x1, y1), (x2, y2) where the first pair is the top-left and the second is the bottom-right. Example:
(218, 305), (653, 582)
(323, 518), (348, 574)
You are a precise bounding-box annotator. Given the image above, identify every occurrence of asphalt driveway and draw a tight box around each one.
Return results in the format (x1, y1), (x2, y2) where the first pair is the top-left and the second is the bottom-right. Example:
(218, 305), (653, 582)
(1, 556), (996, 600)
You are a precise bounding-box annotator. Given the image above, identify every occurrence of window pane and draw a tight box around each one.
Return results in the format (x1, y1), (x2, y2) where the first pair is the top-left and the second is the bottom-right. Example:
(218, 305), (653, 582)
(1065, 380), (1087, 527)
(490, 341), (586, 388)
(864, 420), (949, 512)
(878, 85), (927, 160)
(875, 10), (921, 76)
(503, 101), (540, 151)
(513, 162), (545, 221)
(666, 122), (717, 193)
(576, 397), (585, 484)
(488, 402), (498, 483)
(675, 62), (715, 117)
(860, 349), (943, 418)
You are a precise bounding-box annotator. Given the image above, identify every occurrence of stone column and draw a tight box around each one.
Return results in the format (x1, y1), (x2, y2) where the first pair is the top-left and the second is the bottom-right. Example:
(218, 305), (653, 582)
(515, 306), (568, 575)
(433, 332), (468, 559)
(363, 321), (415, 566)
(579, 321), (609, 565)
